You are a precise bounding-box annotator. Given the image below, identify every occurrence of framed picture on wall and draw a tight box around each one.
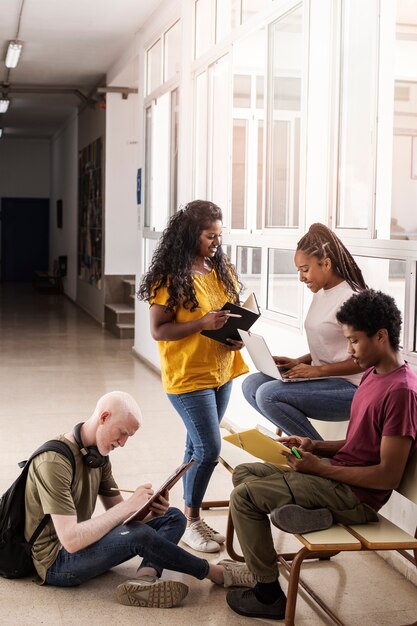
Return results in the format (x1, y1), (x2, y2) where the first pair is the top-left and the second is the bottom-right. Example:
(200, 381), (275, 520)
(78, 137), (103, 289)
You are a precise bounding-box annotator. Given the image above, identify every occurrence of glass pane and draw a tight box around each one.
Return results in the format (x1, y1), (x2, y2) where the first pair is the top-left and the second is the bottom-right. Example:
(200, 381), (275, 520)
(231, 0), (241, 28)
(267, 249), (298, 318)
(147, 39), (162, 95)
(257, 121), (264, 229)
(232, 27), (266, 231)
(144, 107), (152, 227)
(233, 75), (251, 108)
(336, 0), (379, 229)
(236, 246), (262, 302)
(146, 93), (171, 231)
(269, 120), (289, 226)
(164, 20), (181, 82)
(256, 76), (264, 108)
(211, 55), (230, 209)
(391, 130), (417, 240)
(354, 256), (406, 348)
(170, 89), (179, 215)
(241, 0), (269, 23)
(267, 6), (303, 227)
(232, 120), (247, 229)
(223, 244), (233, 261)
(216, 0), (232, 42)
(144, 238), (159, 271)
(195, 0), (213, 59)
(194, 71), (208, 198)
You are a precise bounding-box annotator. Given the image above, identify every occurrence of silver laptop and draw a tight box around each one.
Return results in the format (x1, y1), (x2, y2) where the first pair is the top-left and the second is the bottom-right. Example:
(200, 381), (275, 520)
(238, 329), (326, 383)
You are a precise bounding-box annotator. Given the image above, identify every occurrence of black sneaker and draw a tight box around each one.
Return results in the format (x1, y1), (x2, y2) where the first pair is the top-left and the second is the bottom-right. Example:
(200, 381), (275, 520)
(226, 587), (286, 620)
(270, 504), (333, 534)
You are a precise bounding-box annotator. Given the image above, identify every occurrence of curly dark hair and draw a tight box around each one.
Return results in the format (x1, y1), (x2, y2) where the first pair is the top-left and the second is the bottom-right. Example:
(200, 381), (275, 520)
(297, 223), (367, 292)
(137, 200), (243, 311)
(336, 289), (402, 350)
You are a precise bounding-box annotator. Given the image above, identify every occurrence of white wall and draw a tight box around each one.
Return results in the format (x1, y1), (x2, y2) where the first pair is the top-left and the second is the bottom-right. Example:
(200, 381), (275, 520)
(104, 90), (140, 275)
(0, 137), (50, 198)
(50, 114), (78, 300)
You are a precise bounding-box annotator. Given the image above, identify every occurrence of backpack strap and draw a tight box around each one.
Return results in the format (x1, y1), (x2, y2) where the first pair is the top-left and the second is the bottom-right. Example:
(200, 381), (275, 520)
(23, 440), (76, 547)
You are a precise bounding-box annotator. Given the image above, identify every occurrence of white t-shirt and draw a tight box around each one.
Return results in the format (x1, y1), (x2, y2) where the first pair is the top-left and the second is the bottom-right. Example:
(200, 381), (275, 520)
(304, 281), (362, 386)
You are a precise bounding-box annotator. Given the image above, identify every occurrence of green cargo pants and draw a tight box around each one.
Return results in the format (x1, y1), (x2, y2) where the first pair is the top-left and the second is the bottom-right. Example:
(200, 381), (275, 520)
(230, 462), (378, 583)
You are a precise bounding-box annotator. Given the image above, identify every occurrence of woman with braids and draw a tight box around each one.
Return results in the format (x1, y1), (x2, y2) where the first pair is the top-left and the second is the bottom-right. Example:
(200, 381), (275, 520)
(242, 223), (366, 440)
(138, 200), (248, 553)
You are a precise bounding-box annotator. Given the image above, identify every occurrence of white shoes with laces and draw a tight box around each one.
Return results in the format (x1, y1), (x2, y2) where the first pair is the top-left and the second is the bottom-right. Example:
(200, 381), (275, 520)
(181, 518), (225, 553)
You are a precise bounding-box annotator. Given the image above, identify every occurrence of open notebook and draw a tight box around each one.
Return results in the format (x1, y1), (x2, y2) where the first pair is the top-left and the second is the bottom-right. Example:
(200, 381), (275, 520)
(201, 292), (260, 345)
(238, 329), (328, 382)
(223, 426), (291, 465)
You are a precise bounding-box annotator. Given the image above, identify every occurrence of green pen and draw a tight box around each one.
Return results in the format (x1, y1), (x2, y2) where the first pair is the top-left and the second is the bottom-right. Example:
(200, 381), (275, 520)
(291, 447), (302, 459)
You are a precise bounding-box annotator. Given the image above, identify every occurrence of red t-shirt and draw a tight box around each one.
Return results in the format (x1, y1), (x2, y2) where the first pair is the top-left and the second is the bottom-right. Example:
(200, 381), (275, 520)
(331, 363), (417, 511)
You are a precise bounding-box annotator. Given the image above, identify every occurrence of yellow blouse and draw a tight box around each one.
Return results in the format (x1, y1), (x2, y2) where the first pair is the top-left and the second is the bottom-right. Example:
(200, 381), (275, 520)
(150, 270), (248, 394)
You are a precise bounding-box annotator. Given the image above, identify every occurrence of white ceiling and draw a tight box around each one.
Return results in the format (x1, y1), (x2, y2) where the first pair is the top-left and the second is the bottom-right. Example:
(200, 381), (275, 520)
(0, 0), (164, 138)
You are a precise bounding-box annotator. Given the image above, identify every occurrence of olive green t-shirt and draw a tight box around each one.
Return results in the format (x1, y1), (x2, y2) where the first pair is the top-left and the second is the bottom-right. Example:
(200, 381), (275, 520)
(24, 435), (119, 583)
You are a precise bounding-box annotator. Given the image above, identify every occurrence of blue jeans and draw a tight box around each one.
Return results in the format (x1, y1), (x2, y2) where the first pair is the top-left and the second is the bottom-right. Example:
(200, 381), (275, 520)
(45, 507), (209, 587)
(242, 373), (357, 440)
(167, 381), (233, 508)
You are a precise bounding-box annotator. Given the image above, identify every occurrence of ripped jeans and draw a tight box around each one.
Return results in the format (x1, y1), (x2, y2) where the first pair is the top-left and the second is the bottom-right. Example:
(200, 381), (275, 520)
(45, 507), (209, 586)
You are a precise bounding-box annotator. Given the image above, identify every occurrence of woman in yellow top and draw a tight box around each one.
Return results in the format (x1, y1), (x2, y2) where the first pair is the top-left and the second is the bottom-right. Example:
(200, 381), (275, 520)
(138, 200), (248, 553)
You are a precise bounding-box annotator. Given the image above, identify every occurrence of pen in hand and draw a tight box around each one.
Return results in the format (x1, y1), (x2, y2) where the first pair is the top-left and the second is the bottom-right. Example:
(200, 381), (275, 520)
(110, 487), (135, 493)
(291, 447), (302, 459)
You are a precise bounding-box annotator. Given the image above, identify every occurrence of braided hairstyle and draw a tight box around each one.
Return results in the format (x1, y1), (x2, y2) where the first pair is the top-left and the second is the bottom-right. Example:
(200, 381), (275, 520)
(137, 200), (243, 311)
(297, 223), (366, 292)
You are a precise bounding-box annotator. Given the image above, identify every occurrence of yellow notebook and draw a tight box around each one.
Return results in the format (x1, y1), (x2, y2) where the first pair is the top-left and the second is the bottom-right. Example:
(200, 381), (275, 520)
(223, 428), (291, 465)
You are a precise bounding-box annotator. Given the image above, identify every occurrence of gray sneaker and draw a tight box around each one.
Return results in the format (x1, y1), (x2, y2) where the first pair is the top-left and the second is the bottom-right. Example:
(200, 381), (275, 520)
(116, 576), (189, 608)
(226, 587), (286, 620)
(217, 559), (256, 588)
(270, 504), (333, 534)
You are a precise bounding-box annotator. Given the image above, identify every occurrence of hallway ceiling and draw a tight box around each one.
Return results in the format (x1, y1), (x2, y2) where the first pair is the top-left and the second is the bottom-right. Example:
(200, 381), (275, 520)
(0, 0), (164, 139)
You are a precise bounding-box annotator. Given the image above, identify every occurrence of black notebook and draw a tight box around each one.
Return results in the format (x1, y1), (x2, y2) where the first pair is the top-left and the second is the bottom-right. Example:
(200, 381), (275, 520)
(201, 293), (260, 345)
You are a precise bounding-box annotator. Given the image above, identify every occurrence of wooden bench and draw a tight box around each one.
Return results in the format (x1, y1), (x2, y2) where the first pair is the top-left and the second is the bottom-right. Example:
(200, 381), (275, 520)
(212, 432), (417, 626)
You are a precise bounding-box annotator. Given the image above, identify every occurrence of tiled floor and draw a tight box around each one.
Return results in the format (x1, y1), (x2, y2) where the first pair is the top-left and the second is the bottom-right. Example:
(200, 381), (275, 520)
(0, 283), (416, 626)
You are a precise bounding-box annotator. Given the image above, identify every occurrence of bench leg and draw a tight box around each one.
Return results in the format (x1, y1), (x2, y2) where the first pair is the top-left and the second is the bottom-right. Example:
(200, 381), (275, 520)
(278, 550), (346, 626)
(225, 511), (245, 562)
(201, 499), (229, 510)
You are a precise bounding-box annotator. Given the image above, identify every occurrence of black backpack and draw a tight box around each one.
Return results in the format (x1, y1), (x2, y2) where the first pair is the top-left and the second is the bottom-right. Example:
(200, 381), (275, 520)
(0, 440), (75, 579)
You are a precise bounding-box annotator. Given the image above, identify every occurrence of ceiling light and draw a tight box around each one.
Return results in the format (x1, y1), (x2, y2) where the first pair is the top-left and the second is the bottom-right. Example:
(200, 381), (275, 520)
(5, 40), (23, 68)
(0, 99), (10, 113)
(0, 128), (3, 138)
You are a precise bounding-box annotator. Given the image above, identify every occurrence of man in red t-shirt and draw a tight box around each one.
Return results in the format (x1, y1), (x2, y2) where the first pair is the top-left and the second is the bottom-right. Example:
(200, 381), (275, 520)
(226, 289), (417, 620)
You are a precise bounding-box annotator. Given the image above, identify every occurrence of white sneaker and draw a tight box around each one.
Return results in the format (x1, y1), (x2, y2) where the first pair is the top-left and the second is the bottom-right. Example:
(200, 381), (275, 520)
(181, 520), (220, 553)
(200, 518), (226, 544)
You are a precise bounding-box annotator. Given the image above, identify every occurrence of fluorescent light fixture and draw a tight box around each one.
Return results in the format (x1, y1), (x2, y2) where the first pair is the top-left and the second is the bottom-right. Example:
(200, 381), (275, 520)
(0, 99), (10, 113)
(5, 40), (23, 68)
(0, 128), (3, 138)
